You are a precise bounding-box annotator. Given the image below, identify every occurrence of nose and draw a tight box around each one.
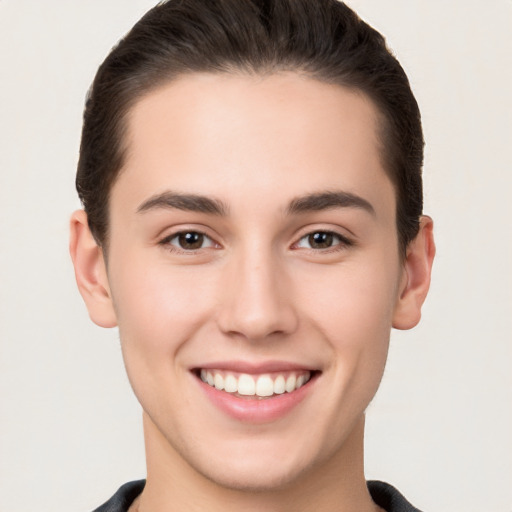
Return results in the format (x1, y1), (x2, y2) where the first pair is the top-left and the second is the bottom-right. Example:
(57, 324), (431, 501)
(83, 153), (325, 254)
(217, 248), (299, 341)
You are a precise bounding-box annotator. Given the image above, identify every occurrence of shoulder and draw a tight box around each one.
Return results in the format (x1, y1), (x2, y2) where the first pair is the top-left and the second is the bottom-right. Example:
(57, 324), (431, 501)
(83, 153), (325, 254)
(92, 480), (145, 512)
(367, 480), (423, 512)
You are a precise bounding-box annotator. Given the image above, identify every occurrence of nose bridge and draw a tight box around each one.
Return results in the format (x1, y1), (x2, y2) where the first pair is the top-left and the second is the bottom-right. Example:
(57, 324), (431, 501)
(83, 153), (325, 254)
(218, 240), (297, 341)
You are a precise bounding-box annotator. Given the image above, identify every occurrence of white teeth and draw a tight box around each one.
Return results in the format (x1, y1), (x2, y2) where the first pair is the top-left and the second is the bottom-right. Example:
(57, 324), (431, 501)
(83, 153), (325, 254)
(274, 375), (286, 394)
(237, 374), (256, 395)
(214, 373), (224, 390)
(256, 375), (274, 397)
(199, 370), (312, 397)
(224, 374), (238, 393)
(285, 374), (296, 393)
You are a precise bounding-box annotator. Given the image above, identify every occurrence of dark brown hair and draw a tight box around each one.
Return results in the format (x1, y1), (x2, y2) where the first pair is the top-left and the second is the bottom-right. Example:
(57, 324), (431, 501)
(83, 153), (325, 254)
(76, 0), (424, 255)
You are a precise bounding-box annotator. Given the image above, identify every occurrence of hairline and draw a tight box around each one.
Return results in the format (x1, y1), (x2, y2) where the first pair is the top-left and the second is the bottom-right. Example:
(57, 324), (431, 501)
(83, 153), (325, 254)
(96, 68), (403, 258)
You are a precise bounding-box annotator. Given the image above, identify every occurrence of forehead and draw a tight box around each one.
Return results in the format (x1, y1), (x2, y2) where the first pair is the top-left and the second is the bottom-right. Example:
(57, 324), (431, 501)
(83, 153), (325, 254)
(115, 72), (394, 217)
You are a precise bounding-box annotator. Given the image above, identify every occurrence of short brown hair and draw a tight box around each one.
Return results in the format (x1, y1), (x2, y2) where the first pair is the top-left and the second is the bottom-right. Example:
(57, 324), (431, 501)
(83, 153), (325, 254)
(76, 0), (424, 255)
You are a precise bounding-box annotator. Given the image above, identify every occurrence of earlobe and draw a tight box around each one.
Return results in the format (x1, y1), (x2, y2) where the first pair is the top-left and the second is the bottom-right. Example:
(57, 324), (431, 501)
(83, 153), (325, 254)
(392, 216), (436, 330)
(69, 210), (118, 328)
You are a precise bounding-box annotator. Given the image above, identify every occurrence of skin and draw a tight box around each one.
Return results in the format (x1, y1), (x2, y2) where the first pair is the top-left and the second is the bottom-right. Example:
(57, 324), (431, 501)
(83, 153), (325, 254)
(70, 72), (435, 512)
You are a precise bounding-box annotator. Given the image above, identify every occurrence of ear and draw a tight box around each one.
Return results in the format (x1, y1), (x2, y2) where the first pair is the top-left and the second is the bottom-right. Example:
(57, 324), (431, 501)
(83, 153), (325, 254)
(69, 210), (117, 328)
(392, 216), (436, 330)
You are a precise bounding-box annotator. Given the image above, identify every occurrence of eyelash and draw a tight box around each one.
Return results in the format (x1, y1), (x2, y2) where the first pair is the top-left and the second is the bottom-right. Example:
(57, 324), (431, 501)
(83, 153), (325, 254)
(294, 230), (353, 252)
(159, 230), (216, 254)
(158, 229), (353, 254)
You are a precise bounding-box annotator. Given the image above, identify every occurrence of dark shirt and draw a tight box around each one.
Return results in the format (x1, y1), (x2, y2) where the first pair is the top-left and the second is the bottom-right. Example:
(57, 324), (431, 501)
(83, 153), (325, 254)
(92, 479), (423, 512)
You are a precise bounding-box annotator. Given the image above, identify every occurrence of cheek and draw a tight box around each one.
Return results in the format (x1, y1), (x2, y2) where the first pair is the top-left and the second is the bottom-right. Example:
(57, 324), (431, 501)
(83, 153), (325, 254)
(312, 279), (393, 385)
(108, 258), (222, 418)
(109, 255), (218, 361)
(299, 258), (400, 340)
(296, 257), (399, 393)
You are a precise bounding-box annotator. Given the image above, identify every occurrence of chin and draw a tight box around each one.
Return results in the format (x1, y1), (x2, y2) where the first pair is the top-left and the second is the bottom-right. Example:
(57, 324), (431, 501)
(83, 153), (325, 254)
(198, 457), (309, 493)
(172, 431), (318, 493)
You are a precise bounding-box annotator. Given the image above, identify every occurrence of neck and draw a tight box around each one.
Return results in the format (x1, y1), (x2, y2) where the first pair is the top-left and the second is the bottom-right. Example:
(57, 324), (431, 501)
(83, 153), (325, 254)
(137, 413), (379, 512)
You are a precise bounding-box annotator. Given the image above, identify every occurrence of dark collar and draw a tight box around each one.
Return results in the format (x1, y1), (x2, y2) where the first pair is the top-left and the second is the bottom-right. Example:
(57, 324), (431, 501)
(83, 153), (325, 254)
(93, 479), (423, 512)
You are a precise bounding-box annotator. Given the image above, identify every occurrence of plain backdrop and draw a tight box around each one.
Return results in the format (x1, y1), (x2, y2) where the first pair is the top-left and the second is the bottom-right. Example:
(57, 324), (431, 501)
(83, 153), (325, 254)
(0, 1), (511, 511)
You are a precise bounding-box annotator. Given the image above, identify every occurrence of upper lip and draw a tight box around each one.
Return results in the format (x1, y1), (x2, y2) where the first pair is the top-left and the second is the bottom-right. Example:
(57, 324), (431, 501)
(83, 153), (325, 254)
(192, 360), (319, 374)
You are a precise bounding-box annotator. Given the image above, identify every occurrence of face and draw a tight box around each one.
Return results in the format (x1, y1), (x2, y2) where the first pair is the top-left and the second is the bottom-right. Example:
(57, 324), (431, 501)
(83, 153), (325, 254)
(102, 73), (407, 490)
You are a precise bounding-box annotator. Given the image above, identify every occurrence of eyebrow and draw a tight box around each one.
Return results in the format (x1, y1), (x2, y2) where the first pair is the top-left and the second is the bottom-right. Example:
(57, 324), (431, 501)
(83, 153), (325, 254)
(137, 191), (228, 216)
(286, 190), (375, 216)
(136, 189), (375, 217)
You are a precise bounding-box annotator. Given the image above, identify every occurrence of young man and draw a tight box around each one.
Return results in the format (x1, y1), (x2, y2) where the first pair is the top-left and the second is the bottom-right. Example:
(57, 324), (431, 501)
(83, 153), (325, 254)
(70, 1), (435, 511)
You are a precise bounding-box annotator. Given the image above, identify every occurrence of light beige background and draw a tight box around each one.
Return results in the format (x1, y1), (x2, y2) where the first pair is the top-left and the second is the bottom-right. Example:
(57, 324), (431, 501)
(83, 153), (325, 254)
(0, 1), (511, 510)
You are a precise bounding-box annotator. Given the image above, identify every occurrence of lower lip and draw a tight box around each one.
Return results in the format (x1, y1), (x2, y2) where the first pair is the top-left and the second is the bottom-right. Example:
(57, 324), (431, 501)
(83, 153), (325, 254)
(195, 374), (317, 423)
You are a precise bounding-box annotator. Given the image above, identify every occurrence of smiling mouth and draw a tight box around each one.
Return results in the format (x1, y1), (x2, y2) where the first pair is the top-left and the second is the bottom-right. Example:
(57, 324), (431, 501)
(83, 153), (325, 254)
(195, 369), (314, 399)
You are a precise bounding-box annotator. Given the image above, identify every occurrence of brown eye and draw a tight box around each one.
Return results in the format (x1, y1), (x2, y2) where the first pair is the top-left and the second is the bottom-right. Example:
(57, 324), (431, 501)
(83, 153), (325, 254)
(178, 232), (204, 249)
(162, 231), (216, 251)
(296, 231), (351, 251)
(308, 232), (334, 249)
